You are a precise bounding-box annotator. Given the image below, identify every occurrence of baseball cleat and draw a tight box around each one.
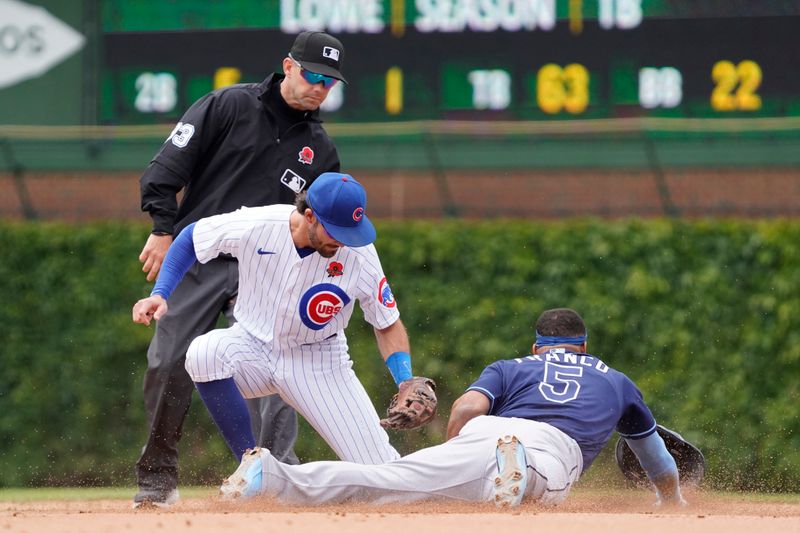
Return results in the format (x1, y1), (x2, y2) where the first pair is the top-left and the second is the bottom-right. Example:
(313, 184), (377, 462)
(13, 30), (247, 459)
(132, 488), (179, 509)
(494, 435), (528, 508)
(220, 448), (266, 500)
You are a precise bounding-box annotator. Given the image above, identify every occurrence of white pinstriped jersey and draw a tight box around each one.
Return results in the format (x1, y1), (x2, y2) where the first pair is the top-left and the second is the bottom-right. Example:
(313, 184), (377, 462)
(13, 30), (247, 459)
(192, 204), (400, 347)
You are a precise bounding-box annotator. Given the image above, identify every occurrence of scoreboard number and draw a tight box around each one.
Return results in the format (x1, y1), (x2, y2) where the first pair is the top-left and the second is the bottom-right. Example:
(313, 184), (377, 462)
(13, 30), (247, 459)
(639, 67), (682, 109)
(385, 66), (403, 115)
(711, 60), (762, 112)
(598, 0), (643, 30)
(213, 67), (241, 89)
(537, 63), (589, 114)
(468, 69), (511, 110)
(134, 72), (177, 113)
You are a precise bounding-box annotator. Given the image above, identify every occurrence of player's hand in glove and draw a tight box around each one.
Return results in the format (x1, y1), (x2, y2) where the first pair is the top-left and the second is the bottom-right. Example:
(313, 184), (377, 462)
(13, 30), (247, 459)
(380, 377), (437, 430)
(616, 425), (705, 489)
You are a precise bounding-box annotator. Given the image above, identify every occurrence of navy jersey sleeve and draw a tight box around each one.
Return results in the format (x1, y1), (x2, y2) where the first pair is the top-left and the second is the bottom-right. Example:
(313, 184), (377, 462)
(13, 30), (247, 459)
(466, 361), (505, 414)
(616, 375), (658, 440)
(140, 91), (230, 231)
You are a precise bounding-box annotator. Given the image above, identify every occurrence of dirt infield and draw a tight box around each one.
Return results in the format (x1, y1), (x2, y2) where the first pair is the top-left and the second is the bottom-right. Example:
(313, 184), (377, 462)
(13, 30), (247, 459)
(2, 489), (798, 533)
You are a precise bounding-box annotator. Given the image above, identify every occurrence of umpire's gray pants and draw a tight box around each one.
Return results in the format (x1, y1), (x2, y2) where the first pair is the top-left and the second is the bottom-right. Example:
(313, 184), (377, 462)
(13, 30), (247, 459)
(136, 258), (299, 491)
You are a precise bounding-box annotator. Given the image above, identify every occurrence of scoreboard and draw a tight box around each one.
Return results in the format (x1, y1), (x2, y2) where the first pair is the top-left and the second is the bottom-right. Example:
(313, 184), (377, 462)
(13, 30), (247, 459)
(100, 0), (800, 124)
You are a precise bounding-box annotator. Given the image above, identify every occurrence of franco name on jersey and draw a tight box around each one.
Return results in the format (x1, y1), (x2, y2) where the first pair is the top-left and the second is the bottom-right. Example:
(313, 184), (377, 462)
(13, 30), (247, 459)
(513, 351), (610, 374)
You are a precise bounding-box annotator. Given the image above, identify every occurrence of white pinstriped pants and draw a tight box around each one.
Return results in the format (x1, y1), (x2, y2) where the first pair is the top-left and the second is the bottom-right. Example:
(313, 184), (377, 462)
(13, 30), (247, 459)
(185, 323), (400, 465)
(255, 415), (583, 506)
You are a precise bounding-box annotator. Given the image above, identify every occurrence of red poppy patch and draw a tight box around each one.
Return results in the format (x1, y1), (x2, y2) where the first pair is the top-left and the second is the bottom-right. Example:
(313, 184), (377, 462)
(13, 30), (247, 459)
(298, 146), (314, 165)
(326, 261), (344, 277)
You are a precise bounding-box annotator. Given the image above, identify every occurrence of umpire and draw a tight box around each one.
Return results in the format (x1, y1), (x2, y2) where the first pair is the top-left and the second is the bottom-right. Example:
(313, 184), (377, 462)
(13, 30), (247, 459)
(134, 31), (347, 508)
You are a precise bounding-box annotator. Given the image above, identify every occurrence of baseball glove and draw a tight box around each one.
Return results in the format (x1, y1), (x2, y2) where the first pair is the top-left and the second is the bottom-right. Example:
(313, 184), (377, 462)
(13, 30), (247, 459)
(615, 425), (706, 488)
(380, 377), (438, 430)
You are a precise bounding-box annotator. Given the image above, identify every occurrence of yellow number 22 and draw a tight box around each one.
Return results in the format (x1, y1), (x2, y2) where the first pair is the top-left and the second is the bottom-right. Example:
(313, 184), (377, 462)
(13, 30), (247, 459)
(711, 60), (762, 112)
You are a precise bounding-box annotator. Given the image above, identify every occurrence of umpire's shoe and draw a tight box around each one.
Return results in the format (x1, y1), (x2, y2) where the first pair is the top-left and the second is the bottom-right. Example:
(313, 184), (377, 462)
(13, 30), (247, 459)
(220, 448), (266, 500)
(132, 487), (180, 509)
(494, 435), (529, 508)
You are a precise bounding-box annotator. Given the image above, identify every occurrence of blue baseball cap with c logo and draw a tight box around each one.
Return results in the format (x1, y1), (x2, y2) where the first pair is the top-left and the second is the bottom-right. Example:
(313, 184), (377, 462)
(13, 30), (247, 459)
(307, 172), (376, 247)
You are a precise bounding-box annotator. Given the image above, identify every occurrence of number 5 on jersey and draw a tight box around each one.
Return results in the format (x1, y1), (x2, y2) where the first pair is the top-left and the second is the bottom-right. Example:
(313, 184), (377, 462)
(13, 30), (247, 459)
(539, 362), (583, 404)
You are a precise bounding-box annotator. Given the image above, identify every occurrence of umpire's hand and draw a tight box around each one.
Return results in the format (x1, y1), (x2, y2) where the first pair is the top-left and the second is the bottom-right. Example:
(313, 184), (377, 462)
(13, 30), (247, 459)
(132, 295), (168, 326)
(139, 234), (173, 282)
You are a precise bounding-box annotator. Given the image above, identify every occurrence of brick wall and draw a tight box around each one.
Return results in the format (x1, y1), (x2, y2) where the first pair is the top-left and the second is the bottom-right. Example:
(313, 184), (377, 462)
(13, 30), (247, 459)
(3, 168), (800, 222)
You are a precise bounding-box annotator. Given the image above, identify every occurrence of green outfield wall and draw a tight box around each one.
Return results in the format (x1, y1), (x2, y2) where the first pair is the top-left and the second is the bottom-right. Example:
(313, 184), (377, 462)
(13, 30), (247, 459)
(3, 123), (800, 172)
(1, 220), (798, 491)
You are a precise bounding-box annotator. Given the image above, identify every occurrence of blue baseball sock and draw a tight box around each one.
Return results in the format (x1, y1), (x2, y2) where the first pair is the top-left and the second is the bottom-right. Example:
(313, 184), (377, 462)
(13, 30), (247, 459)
(194, 378), (255, 461)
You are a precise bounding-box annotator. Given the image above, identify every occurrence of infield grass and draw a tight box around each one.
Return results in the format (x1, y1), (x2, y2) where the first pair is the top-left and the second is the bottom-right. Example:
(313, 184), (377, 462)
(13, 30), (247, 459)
(0, 486), (216, 501)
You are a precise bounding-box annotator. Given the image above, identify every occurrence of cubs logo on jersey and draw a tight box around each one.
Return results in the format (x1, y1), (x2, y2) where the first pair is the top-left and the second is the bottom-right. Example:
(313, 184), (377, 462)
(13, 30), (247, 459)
(299, 283), (352, 330)
(378, 277), (396, 308)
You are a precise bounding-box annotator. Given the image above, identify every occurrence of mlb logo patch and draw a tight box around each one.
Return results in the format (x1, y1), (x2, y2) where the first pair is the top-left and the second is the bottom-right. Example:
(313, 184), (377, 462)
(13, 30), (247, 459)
(323, 47), (340, 62)
(280, 169), (306, 193)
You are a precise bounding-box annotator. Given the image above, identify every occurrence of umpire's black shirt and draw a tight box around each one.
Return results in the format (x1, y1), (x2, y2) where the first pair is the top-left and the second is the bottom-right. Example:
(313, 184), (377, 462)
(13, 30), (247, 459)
(140, 73), (340, 235)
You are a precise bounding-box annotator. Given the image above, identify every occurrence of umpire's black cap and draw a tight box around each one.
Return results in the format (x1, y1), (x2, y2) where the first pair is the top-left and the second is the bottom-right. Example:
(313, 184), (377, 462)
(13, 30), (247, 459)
(289, 31), (347, 83)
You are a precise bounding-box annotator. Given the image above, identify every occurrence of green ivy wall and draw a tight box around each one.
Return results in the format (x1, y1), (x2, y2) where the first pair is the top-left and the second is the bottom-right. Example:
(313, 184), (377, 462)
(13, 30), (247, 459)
(1, 220), (798, 491)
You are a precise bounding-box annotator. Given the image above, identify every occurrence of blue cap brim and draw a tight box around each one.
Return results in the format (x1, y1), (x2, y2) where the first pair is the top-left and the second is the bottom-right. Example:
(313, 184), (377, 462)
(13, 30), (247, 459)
(318, 214), (376, 247)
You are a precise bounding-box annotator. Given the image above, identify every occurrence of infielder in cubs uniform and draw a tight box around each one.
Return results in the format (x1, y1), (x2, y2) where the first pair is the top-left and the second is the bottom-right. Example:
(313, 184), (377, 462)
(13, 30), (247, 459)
(134, 30), (348, 507)
(133, 172), (430, 466)
(216, 308), (686, 508)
